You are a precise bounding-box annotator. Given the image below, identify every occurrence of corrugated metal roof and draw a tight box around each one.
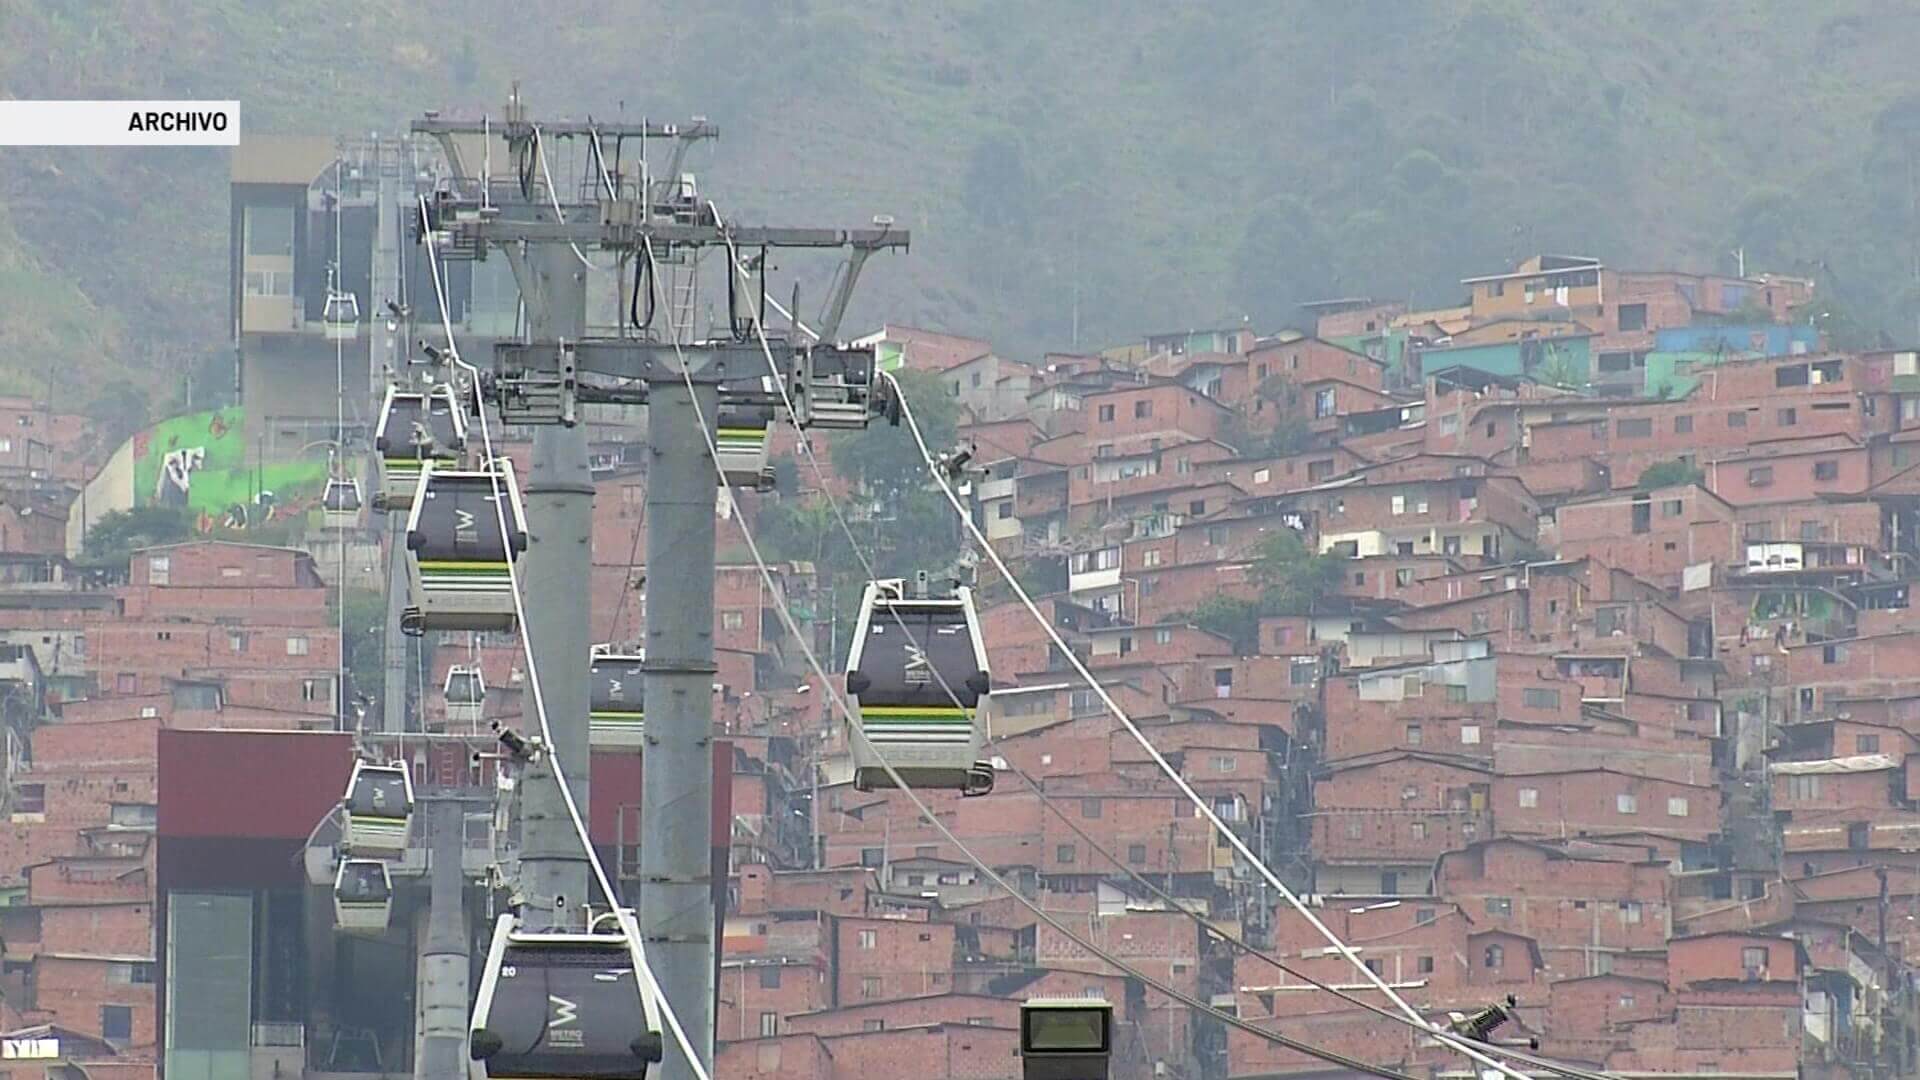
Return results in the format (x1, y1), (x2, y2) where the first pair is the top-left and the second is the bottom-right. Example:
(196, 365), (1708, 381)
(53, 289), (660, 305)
(1769, 754), (1899, 775)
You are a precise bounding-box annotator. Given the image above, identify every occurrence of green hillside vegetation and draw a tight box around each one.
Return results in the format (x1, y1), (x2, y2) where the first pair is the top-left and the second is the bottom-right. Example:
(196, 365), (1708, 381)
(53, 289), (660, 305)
(5, 1), (1920, 400)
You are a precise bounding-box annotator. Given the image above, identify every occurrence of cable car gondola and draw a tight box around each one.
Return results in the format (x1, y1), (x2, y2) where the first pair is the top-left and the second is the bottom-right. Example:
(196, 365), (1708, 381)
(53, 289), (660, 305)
(589, 649), (645, 749)
(333, 858), (393, 932)
(714, 401), (775, 489)
(374, 384), (467, 511)
(846, 574), (994, 796)
(323, 290), (362, 341)
(444, 665), (486, 728)
(1020, 998), (1113, 1080)
(469, 912), (665, 1080)
(341, 760), (414, 856)
(402, 460), (529, 636)
(323, 476), (363, 529)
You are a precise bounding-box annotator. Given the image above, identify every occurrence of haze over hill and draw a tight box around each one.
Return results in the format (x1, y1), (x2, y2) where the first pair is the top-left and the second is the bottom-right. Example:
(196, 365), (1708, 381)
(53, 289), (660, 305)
(5, 0), (1920, 418)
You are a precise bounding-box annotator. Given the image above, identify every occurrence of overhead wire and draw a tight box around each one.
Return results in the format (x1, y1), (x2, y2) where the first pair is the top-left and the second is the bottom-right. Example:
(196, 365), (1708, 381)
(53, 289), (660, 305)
(636, 236), (1422, 1080)
(418, 196), (711, 1080)
(881, 368), (1553, 1080)
(706, 216), (1608, 1080)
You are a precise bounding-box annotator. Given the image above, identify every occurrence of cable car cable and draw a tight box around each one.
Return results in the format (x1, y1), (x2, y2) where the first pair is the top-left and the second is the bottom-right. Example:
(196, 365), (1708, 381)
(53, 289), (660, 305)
(883, 369), (1550, 1080)
(707, 222), (1609, 1080)
(636, 239), (1427, 1080)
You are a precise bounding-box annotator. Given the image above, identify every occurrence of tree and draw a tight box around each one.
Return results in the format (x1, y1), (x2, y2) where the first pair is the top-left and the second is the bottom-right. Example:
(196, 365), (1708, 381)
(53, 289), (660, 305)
(1188, 595), (1263, 654)
(80, 505), (191, 569)
(829, 368), (957, 501)
(1250, 530), (1344, 616)
(1638, 459), (1705, 490)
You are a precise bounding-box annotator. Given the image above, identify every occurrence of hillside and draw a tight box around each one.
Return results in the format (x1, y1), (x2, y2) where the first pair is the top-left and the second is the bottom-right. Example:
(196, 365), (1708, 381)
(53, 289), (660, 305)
(4, 0), (1920, 410)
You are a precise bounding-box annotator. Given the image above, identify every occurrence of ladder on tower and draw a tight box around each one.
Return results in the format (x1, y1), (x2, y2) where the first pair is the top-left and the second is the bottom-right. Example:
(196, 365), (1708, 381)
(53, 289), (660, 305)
(669, 265), (698, 344)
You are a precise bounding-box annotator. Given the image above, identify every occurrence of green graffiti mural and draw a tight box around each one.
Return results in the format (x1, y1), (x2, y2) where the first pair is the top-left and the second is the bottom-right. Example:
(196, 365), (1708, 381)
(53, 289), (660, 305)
(131, 407), (329, 533)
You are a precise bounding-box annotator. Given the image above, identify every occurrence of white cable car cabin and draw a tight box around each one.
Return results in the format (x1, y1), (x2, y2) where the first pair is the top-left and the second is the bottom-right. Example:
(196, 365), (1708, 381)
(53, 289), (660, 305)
(323, 290), (361, 341)
(341, 760), (414, 856)
(374, 384), (467, 511)
(469, 912), (666, 1080)
(589, 651), (645, 749)
(333, 858), (393, 933)
(403, 461), (530, 636)
(444, 665), (486, 728)
(323, 476), (364, 529)
(846, 574), (994, 796)
(714, 401), (775, 489)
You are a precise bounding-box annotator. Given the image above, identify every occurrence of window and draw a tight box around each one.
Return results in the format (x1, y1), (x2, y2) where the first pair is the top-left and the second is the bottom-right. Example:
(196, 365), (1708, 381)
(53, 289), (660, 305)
(1213, 754), (1237, 772)
(1308, 459), (1334, 482)
(1128, 844), (1147, 865)
(1728, 410), (1748, 428)
(1484, 944), (1505, 968)
(1778, 407), (1797, 426)
(285, 635), (310, 657)
(1206, 525), (1227, 546)
(1134, 399), (1151, 419)
(1617, 418), (1652, 438)
(1056, 844), (1076, 864)
(1813, 460), (1839, 481)
(1787, 774), (1820, 800)
(1439, 414), (1460, 435)
(15, 783), (45, 815)
(1142, 549), (1162, 568)
(1747, 466), (1773, 487)
(861, 976), (881, 999)
(1859, 735), (1882, 754)
(760, 1012), (780, 1037)
(1213, 668), (1233, 698)
(1410, 821), (1427, 840)
(1742, 946), (1768, 971)
(971, 371), (983, 388)
(1618, 303), (1647, 331)
(1314, 387), (1337, 418)
(227, 630), (247, 652)
(1517, 788), (1539, 808)
(1824, 643), (1846, 665)
(1616, 793), (1638, 814)
(109, 962), (155, 985)
(1447, 684), (1469, 703)
(996, 501), (1013, 520)
(1081, 798), (1103, 819)
(858, 929), (878, 950)
(101, 1005), (133, 1043)
(1098, 404), (1115, 422)
(1523, 688), (1560, 709)
(1461, 724), (1481, 745)
(759, 967), (782, 989)
(1392, 495), (1406, 515)
(1364, 959), (1382, 976)
(1415, 907), (1436, 925)
(1396, 567), (1416, 586)
(1485, 897), (1512, 916)
(1253, 467), (1270, 484)
(148, 555), (170, 585)
(1406, 723), (1423, 746)
(244, 204), (295, 257)
(1154, 628), (1172, 645)
(859, 847), (884, 868)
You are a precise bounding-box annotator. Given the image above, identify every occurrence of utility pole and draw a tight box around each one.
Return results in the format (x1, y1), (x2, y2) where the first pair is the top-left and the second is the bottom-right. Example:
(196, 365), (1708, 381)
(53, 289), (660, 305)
(414, 90), (904, 1080)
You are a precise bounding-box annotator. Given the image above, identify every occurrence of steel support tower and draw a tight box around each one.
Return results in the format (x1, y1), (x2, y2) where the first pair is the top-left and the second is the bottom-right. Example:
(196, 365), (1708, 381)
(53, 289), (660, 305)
(413, 88), (906, 1080)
